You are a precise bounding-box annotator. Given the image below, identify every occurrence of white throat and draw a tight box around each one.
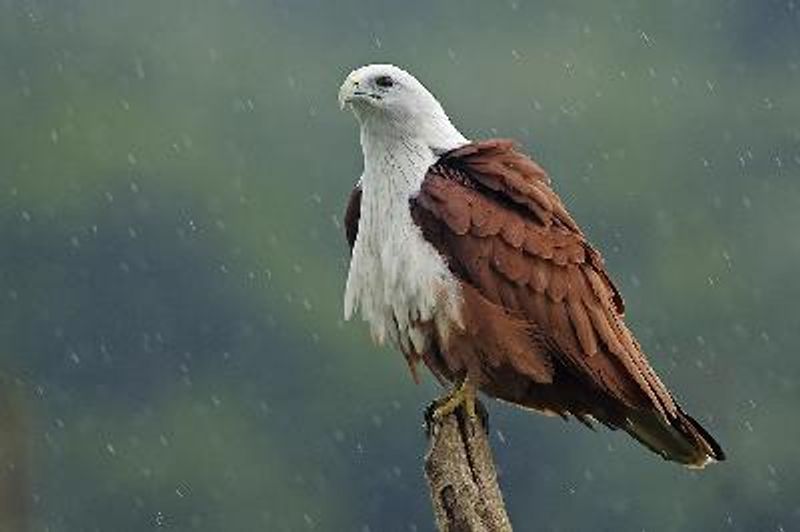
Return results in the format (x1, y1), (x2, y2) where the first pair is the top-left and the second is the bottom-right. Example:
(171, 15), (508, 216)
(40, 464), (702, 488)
(344, 116), (467, 351)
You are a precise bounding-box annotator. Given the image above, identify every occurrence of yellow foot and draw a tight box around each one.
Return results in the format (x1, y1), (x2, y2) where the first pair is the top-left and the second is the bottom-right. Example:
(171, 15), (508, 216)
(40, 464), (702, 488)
(424, 377), (490, 437)
(431, 376), (478, 422)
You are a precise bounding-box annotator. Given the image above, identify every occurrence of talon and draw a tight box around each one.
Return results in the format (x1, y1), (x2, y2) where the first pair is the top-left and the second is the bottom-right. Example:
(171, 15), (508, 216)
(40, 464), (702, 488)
(424, 378), (491, 437)
(475, 398), (490, 435)
(424, 401), (438, 437)
(431, 375), (478, 422)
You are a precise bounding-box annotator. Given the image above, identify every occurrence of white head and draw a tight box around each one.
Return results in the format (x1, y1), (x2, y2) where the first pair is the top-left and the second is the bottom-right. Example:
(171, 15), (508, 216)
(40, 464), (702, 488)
(338, 64), (467, 154)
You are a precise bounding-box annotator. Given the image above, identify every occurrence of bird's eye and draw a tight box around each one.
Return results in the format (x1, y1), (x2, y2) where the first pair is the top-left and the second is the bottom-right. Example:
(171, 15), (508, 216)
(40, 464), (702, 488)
(375, 75), (394, 89)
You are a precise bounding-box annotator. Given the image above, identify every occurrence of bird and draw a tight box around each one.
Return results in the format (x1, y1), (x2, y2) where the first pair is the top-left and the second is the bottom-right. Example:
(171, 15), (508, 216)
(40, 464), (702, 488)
(338, 63), (724, 468)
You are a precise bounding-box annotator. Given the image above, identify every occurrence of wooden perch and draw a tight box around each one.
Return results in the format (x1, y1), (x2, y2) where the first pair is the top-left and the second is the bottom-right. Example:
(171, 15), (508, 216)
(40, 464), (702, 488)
(424, 405), (513, 532)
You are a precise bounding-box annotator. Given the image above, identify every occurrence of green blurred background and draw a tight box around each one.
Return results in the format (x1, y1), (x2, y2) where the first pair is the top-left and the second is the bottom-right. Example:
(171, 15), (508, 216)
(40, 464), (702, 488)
(1, 0), (798, 530)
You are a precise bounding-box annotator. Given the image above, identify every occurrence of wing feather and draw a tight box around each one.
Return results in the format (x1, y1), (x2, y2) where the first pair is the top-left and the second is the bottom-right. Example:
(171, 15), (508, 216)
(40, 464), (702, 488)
(344, 185), (362, 250)
(345, 137), (723, 466)
(412, 139), (674, 418)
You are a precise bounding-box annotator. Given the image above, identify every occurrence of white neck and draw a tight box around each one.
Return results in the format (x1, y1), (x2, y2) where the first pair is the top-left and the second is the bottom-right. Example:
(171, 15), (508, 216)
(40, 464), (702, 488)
(357, 100), (468, 158)
(358, 109), (467, 199)
(356, 118), (466, 255)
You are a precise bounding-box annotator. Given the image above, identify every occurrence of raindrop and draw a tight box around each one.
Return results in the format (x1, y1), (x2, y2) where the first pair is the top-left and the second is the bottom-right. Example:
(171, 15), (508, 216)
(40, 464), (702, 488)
(496, 430), (507, 444)
(134, 56), (145, 79)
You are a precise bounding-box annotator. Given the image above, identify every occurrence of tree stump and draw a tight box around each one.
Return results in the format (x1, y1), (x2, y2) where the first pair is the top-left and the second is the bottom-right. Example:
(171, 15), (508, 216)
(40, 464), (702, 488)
(424, 406), (512, 532)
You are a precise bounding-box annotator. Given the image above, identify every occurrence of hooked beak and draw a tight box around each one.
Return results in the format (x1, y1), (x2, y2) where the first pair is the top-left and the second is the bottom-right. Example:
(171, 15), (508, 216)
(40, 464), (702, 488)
(338, 75), (377, 110)
(338, 74), (357, 110)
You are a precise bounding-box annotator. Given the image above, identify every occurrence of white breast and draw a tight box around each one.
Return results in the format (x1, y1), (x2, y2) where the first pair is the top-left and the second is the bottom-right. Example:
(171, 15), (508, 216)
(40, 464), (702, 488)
(344, 136), (463, 353)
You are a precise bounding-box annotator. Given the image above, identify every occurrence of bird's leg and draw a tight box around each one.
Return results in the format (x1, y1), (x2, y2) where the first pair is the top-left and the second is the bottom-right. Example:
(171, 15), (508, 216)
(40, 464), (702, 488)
(431, 374), (478, 421)
(424, 375), (490, 437)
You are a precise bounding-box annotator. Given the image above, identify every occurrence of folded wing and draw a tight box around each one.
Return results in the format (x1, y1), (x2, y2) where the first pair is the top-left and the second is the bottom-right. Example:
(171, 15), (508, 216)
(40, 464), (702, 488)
(408, 139), (724, 467)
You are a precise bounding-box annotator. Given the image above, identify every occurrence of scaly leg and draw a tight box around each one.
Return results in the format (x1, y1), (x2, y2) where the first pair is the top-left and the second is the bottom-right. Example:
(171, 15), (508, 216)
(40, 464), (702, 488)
(430, 374), (478, 421)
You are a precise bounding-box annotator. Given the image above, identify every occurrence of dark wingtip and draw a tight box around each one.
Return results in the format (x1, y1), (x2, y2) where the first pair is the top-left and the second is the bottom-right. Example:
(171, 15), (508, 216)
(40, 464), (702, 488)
(680, 410), (726, 462)
(623, 407), (726, 468)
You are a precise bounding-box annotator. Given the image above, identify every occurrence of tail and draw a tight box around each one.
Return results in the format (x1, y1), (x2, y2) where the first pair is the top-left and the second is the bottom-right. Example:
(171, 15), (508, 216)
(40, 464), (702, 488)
(624, 407), (725, 468)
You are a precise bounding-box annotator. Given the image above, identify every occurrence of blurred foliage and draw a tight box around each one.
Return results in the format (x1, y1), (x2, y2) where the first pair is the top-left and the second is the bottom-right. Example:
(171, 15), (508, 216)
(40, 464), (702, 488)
(1, 0), (799, 530)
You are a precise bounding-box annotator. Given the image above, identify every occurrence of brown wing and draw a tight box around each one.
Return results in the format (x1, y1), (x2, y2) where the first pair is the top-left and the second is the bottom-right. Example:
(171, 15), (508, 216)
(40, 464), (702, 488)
(411, 139), (724, 466)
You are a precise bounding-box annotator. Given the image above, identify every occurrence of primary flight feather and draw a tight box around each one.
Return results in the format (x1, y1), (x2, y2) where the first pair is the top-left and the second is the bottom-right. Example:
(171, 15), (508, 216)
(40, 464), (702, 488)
(339, 63), (724, 467)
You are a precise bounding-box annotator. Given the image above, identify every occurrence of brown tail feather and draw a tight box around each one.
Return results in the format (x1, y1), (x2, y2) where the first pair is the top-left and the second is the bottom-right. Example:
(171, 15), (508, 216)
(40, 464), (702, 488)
(624, 407), (725, 468)
(481, 365), (725, 468)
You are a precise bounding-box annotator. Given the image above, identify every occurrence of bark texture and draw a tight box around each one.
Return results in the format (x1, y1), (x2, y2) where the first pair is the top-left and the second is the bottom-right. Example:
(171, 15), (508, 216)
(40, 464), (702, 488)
(424, 407), (512, 532)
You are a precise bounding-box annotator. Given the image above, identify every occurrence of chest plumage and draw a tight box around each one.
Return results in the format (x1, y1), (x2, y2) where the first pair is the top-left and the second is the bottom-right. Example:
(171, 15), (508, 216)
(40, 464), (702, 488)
(343, 136), (463, 354)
